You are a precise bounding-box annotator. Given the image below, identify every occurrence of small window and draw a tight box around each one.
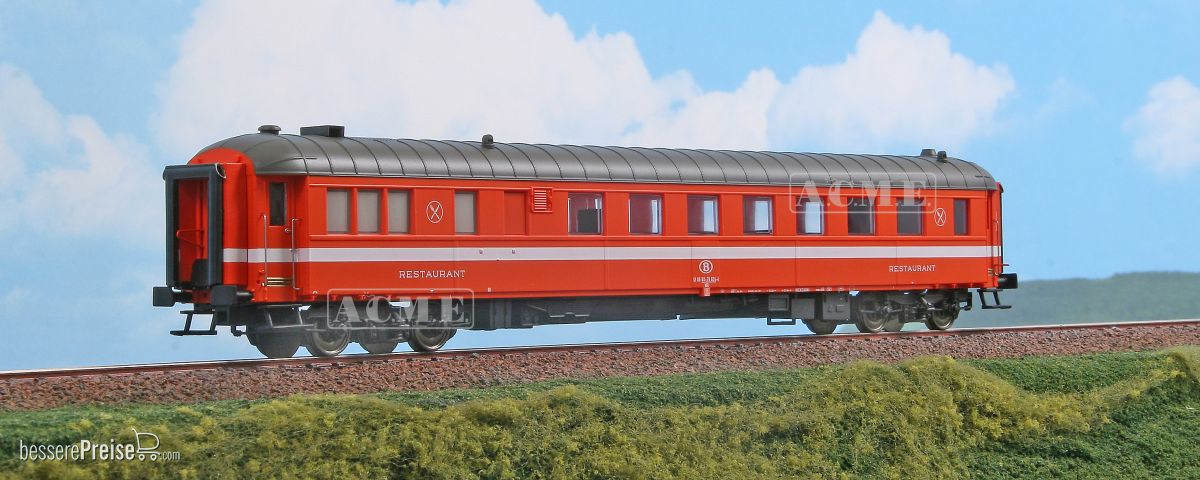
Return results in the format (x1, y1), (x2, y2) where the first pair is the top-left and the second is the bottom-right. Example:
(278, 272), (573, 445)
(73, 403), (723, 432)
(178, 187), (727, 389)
(688, 195), (719, 234)
(743, 196), (772, 234)
(326, 189), (350, 234)
(954, 199), (969, 235)
(357, 190), (380, 234)
(455, 191), (476, 234)
(568, 193), (603, 234)
(847, 197), (874, 235)
(797, 197), (824, 235)
(897, 198), (924, 235)
(629, 194), (662, 235)
(388, 190), (410, 233)
(268, 182), (286, 226)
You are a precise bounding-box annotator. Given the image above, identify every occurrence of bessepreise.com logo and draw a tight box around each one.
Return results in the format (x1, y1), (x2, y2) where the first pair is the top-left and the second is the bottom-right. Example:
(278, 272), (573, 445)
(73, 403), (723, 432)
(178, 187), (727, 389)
(18, 428), (179, 462)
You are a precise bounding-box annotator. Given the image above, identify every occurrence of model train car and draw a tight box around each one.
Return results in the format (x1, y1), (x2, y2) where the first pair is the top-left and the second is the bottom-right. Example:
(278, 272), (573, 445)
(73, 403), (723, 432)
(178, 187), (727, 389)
(153, 125), (1017, 358)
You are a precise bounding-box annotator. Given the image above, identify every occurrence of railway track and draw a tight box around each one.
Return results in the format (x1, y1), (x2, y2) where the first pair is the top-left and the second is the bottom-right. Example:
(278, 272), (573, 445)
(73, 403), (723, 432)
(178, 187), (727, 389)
(3, 319), (1197, 381)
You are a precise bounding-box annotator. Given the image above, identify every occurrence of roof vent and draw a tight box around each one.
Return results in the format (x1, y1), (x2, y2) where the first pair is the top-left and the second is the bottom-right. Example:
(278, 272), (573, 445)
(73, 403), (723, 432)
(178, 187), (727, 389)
(937, 150), (948, 162)
(258, 124), (281, 135)
(482, 134), (495, 148)
(919, 148), (935, 157)
(299, 125), (345, 137)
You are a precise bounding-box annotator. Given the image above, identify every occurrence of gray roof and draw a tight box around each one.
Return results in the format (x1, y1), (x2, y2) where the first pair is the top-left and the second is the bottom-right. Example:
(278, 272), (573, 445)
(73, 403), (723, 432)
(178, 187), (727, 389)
(200, 132), (997, 190)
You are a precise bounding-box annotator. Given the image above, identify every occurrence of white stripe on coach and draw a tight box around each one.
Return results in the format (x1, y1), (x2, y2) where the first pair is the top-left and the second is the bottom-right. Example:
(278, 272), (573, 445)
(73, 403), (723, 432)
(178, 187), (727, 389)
(223, 245), (999, 263)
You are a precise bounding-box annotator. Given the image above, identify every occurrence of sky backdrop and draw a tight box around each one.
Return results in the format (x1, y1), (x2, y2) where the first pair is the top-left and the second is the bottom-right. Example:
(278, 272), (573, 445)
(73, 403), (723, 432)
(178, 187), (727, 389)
(1, 0), (1198, 369)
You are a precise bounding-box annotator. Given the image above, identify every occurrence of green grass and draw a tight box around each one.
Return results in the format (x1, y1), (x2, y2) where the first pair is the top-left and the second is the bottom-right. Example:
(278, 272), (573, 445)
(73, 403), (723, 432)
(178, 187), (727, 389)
(1, 348), (1197, 479)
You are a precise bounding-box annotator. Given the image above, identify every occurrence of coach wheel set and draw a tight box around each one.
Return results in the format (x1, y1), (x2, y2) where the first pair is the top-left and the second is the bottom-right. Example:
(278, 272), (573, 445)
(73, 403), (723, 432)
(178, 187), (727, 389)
(248, 326), (458, 358)
(241, 305), (458, 358)
(798, 291), (963, 335)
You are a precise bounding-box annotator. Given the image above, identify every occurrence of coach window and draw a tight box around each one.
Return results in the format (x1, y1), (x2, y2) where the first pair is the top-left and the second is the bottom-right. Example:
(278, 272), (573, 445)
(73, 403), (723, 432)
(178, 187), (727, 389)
(847, 197), (875, 235)
(897, 198), (924, 235)
(357, 190), (381, 234)
(326, 189), (350, 234)
(455, 191), (476, 234)
(628, 194), (662, 235)
(568, 193), (603, 234)
(687, 195), (719, 234)
(388, 190), (410, 234)
(796, 197), (824, 234)
(268, 182), (286, 226)
(743, 196), (772, 234)
(954, 199), (969, 235)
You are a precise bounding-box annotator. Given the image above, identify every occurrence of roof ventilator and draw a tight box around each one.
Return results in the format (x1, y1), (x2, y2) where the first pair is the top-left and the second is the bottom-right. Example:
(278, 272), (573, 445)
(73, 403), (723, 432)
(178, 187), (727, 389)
(258, 125), (281, 135)
(300, 125), (345, 137)
(482, 134), (495, 148)
(937, 150), (948, 162)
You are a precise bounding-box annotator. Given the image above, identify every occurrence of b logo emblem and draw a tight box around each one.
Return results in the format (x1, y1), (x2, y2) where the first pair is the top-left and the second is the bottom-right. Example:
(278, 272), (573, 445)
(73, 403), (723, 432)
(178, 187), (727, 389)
(426, 200), (444, 224)
(934, 207), (947, 227)
(698, 259), (714, 274)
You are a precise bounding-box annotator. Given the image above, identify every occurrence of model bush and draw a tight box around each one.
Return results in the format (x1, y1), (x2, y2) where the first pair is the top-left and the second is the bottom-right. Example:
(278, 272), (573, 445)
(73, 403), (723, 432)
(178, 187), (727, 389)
(3, 348), (1196, 479)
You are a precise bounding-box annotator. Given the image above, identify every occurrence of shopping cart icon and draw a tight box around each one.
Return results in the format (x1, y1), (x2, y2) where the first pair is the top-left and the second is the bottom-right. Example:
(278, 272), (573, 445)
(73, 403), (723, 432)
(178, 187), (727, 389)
(131, 428), (160, 461)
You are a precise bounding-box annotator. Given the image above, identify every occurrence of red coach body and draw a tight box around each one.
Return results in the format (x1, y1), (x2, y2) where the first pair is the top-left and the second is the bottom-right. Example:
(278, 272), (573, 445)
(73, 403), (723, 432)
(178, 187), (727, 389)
(154, 125), (1016, 358)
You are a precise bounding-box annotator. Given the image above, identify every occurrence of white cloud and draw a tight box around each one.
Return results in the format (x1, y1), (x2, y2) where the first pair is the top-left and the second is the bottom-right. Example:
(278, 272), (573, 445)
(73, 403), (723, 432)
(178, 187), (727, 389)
(1125, 76), (1200, 174)
(155, 1), (1011, 156)
(769, 11), (1014, 153)
(23, 116), (158, 239)
(155, 0), (669, 153)
(0, 65), (65, 148)
(623, 69), (782, 150)
(0, 64), (159, 244)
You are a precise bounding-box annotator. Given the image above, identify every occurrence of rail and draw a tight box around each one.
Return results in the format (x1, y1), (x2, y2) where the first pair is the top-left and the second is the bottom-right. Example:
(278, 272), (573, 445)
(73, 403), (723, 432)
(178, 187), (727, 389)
(2, 319), (1196, 381)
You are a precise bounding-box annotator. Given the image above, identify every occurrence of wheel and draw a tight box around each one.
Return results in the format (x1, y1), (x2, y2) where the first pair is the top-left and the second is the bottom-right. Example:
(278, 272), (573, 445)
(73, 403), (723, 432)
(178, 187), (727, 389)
(925, 307), (958, 330)
(249, 332), (302, 359)
(882, 314), (904, 333)
(306, 327), (351, 357)
(248, 308), (303, 358)
(803, 319), (837, 335)
(851, 295), (888, 334)
(407, 328), (456, 352)
(853, 303), (887, 333)
(855, 314), (885, 333)
(359, 340), (400, 354)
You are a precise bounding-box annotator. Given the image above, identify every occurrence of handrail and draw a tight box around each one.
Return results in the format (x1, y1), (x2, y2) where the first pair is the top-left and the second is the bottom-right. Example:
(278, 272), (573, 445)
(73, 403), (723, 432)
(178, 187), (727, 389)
(261, 213), (268, 286)
(289, 218), (299, 291)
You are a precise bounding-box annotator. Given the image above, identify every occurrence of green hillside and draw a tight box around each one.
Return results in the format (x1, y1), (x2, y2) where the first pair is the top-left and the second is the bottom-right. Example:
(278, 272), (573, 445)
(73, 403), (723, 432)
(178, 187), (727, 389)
(2, 348), (1197, 479)
(959, 271), (1200, 327)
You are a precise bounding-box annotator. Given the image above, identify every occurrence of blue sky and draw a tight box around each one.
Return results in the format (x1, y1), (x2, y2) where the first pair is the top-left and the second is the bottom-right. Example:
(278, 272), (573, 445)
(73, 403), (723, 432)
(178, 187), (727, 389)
(0, 0), (1198, 369)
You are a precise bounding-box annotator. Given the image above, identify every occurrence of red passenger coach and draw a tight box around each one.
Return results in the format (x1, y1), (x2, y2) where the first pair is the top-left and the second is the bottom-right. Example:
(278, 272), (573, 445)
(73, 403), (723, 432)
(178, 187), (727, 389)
(153, 125), (1018, 358)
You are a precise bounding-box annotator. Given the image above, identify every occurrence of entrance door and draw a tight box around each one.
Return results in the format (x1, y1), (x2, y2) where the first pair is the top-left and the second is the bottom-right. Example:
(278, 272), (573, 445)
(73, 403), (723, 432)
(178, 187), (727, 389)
(164, 163), (225, 289)
(261, 180), (298, 295)
(986, 189), (1004, 278)
(176, 179), (209, 286)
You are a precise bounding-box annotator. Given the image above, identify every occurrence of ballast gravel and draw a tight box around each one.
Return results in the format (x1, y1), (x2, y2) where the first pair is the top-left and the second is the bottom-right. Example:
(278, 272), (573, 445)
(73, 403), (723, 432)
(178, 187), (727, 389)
(1, 323), (1198, 410)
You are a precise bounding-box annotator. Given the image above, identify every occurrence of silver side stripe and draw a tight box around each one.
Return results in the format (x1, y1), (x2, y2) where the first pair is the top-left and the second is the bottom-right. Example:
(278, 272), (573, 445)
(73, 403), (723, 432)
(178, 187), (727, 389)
(222, 246), (1001, 263)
